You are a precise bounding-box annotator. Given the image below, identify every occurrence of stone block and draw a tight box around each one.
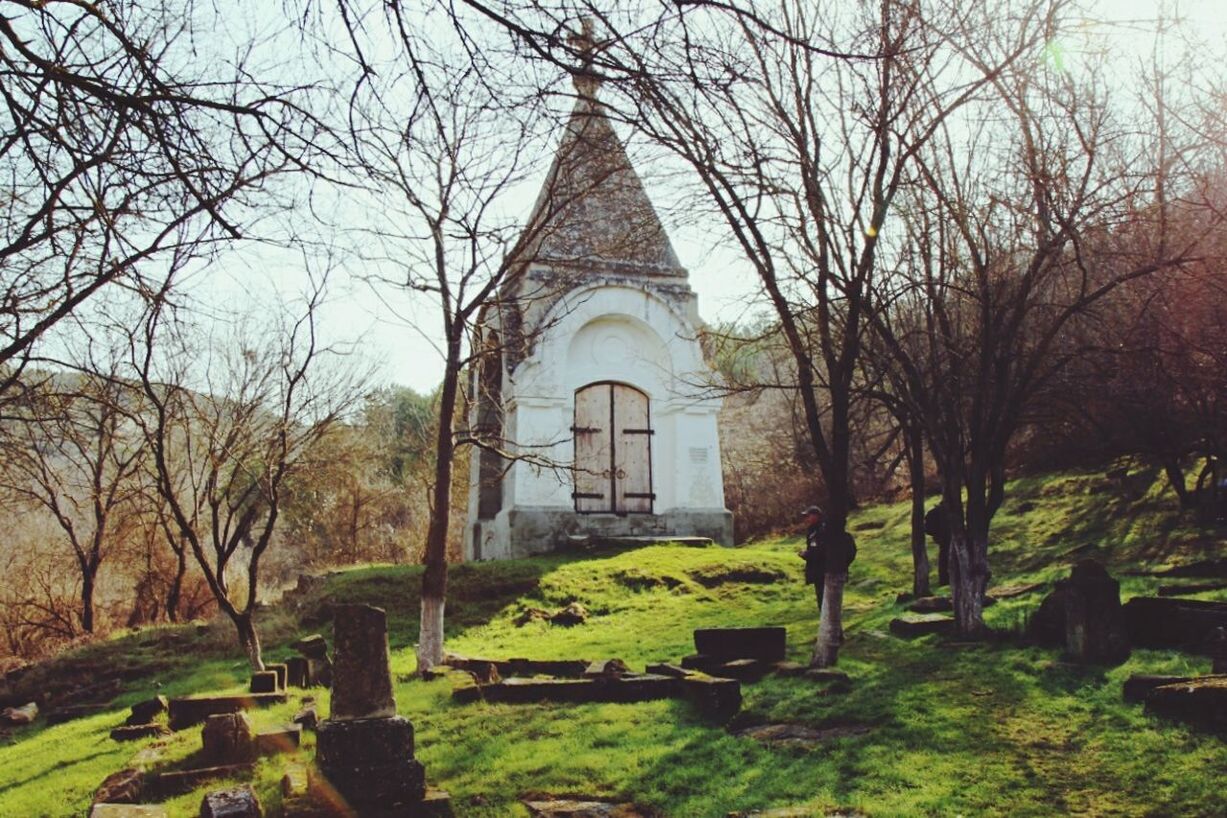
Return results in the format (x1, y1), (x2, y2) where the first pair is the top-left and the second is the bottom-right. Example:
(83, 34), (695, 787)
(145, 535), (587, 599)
(583, 659), (630, 677)
(449, 671), (482, 704)
(201, 713), (254, 764)
(693, 627), (787, 662)
(293, 634), (329, 659)
(644, 662), (692, 678)
(679, 654), (725, 674)
(313, 757), (426, 808)
(889, 614), (955, 638)
(907, 596), (953, 613)
(128, 696), (169, 725)
(292, 705), (318, 730)
(249, 672), (279, 694)
(681, 673), (741, 719)
(147, 765), (254, 799)
(110, 723), (171, 742)
(254, 724), (301, 756)
(307, 656), (333, 689)
(1145, 676), (1227, 732)
(264, 663), (288, 691)
(92, 768), (144, 805)
(0, 701), (37, 725)
(1059, 560), (1130, 665)
(285, 657), (310, 688)
(47, 703), (107, 724)
(89, 806), (168, 818)
(329, 604), (395, 722)
(317, 716), (415, 769)
(711, 659), (770, 683)
(167, 693), (286, 730)
(1123, 597), (1227, 651)
(1123, 674), (1199, 704)
(200, 784), (262, 818)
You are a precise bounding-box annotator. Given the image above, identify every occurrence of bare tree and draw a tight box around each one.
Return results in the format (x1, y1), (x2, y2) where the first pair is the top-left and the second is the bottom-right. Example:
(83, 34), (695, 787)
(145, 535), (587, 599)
(0, 1), (318, 398)
(0, 349), (145, 634)
(128, 280), (365, 669)
(871, 29), (1219, 634)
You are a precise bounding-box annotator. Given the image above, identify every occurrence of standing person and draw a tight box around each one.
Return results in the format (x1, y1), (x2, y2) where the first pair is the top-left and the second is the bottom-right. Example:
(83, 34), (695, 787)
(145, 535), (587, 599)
(798, 505), (826, 614)
(924, 501), (952, 587)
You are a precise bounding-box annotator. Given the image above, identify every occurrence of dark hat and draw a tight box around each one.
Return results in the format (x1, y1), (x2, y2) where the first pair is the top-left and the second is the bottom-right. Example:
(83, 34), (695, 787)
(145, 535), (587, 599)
(800, 505), (822, 518)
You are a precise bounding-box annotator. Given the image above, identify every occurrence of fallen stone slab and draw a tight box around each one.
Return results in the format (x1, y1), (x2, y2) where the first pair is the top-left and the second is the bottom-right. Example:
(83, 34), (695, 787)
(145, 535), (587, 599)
(276, 723), (323, 765)
(128, 696), (169, 725)
(1123, 597), (1227, 652)
(770, 662), (809, 677)
(90, 806), (169, 818)
(734, 722), (872, 746)
(449, 671), (482, 704)
(201, 713), (254, 764)
(293, 634), (329, 659)
(522, 795), (648, 817)
(694, 627), (787, 662)
(584, 659), (631, 678)
(168, 692), (286, 730)
(444, 654), (589, 680)
(1158, 581), (1227, 597)
(681, 673), (741, 719)
(644, 662), (691, 679)
(47, 702), (108, 724)
(710, 659), (771, 683)
(147, 764), (254, 799)
(200, 784), (262, 818)
(889, 614), (955, 638)
(479, 675), (679, 705)
(292, 705), (318, 731)
(93, 768), (145, 805)
(0, 701), (38, 725)
(1145, 676), (1227, 732)
(1124, 674), (1227, 703)
(111, 723), (171, 742)
(907, 596), (952, 614)
(988, 582), (1044, 599)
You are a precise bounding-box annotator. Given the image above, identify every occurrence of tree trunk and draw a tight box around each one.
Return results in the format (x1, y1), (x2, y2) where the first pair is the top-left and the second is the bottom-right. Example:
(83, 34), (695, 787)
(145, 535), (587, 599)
(949, 523), (990, 637)
(418, 344), (460, 675)
(232, 611), (264, 671)
(907, 426), (931, 598)
(811, 570), (847, 667)
(1163, 458), (1193, 509)
(166, 544), (187, 623)
(80, 569), (96, 634)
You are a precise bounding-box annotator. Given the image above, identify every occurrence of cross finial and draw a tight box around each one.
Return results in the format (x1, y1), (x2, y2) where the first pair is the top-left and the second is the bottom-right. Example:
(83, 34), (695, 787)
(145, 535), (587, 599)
(567, 16), (601, 98)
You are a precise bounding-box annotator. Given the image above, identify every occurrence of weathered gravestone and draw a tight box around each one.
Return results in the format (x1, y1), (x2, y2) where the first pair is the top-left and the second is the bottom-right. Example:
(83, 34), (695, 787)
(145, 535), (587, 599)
(313, 604), (437, 811)
(200, 785), (262, 818)
(200, 713), (254, 764)
(1060, 560), (1130, 665)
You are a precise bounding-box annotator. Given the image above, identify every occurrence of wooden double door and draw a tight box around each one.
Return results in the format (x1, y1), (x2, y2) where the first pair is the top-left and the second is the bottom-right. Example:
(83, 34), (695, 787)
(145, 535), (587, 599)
(572, 382), (653, 514)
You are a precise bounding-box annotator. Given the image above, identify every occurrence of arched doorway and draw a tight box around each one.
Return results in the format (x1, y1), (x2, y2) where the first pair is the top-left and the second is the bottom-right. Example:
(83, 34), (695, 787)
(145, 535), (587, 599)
(572, 382), (653, 514)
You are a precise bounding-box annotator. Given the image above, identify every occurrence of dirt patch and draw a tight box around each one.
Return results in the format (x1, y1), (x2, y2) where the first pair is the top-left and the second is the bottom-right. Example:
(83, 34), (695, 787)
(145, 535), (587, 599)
(734, 721), (873, 747)
(611, 568), (688, 592)
(688, 563), (788, 588)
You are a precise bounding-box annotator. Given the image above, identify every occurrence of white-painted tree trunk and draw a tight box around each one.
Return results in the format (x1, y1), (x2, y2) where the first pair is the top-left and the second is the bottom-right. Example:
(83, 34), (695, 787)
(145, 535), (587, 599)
(417, 594), (445, 674)
(811, 570), (847, 667)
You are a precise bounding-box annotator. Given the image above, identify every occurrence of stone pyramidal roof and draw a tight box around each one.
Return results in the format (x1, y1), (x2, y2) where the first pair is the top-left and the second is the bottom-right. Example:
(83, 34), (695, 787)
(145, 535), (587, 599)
(514, 87), (687, 279)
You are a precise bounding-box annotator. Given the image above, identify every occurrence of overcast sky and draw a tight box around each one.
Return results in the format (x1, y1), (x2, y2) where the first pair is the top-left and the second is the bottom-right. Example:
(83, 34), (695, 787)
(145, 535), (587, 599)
(180, 0), (1227, 396)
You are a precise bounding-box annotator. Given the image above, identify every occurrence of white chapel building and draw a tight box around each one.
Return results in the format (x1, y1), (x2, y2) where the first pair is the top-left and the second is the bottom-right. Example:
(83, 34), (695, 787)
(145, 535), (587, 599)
(463, 68), (732, 561)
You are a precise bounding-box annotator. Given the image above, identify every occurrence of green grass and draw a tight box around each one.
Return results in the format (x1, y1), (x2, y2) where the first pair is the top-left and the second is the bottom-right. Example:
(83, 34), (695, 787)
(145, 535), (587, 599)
(2, 464), (1225, 817)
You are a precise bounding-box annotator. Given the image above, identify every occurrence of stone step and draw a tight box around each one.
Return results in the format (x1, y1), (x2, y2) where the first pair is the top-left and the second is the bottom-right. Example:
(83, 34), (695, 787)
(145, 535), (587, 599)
(889, 614), (955, 638)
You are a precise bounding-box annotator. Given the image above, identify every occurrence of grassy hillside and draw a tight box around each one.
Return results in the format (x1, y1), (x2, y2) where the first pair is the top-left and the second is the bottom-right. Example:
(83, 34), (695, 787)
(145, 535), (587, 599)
(1, 464), (1225, 817)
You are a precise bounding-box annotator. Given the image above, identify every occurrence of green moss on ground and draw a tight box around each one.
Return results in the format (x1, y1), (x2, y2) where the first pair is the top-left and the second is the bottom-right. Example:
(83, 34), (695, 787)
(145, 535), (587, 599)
(1, 465), (1225, 817)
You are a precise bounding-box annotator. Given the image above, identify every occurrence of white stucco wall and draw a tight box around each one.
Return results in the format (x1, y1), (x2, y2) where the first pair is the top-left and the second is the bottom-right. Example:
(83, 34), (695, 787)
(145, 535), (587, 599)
(504, 283), (726, 515)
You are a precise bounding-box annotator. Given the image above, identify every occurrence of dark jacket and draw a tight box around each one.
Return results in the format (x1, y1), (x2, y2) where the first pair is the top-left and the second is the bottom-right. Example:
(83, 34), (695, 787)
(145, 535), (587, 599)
(802, 521), (825, 584)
